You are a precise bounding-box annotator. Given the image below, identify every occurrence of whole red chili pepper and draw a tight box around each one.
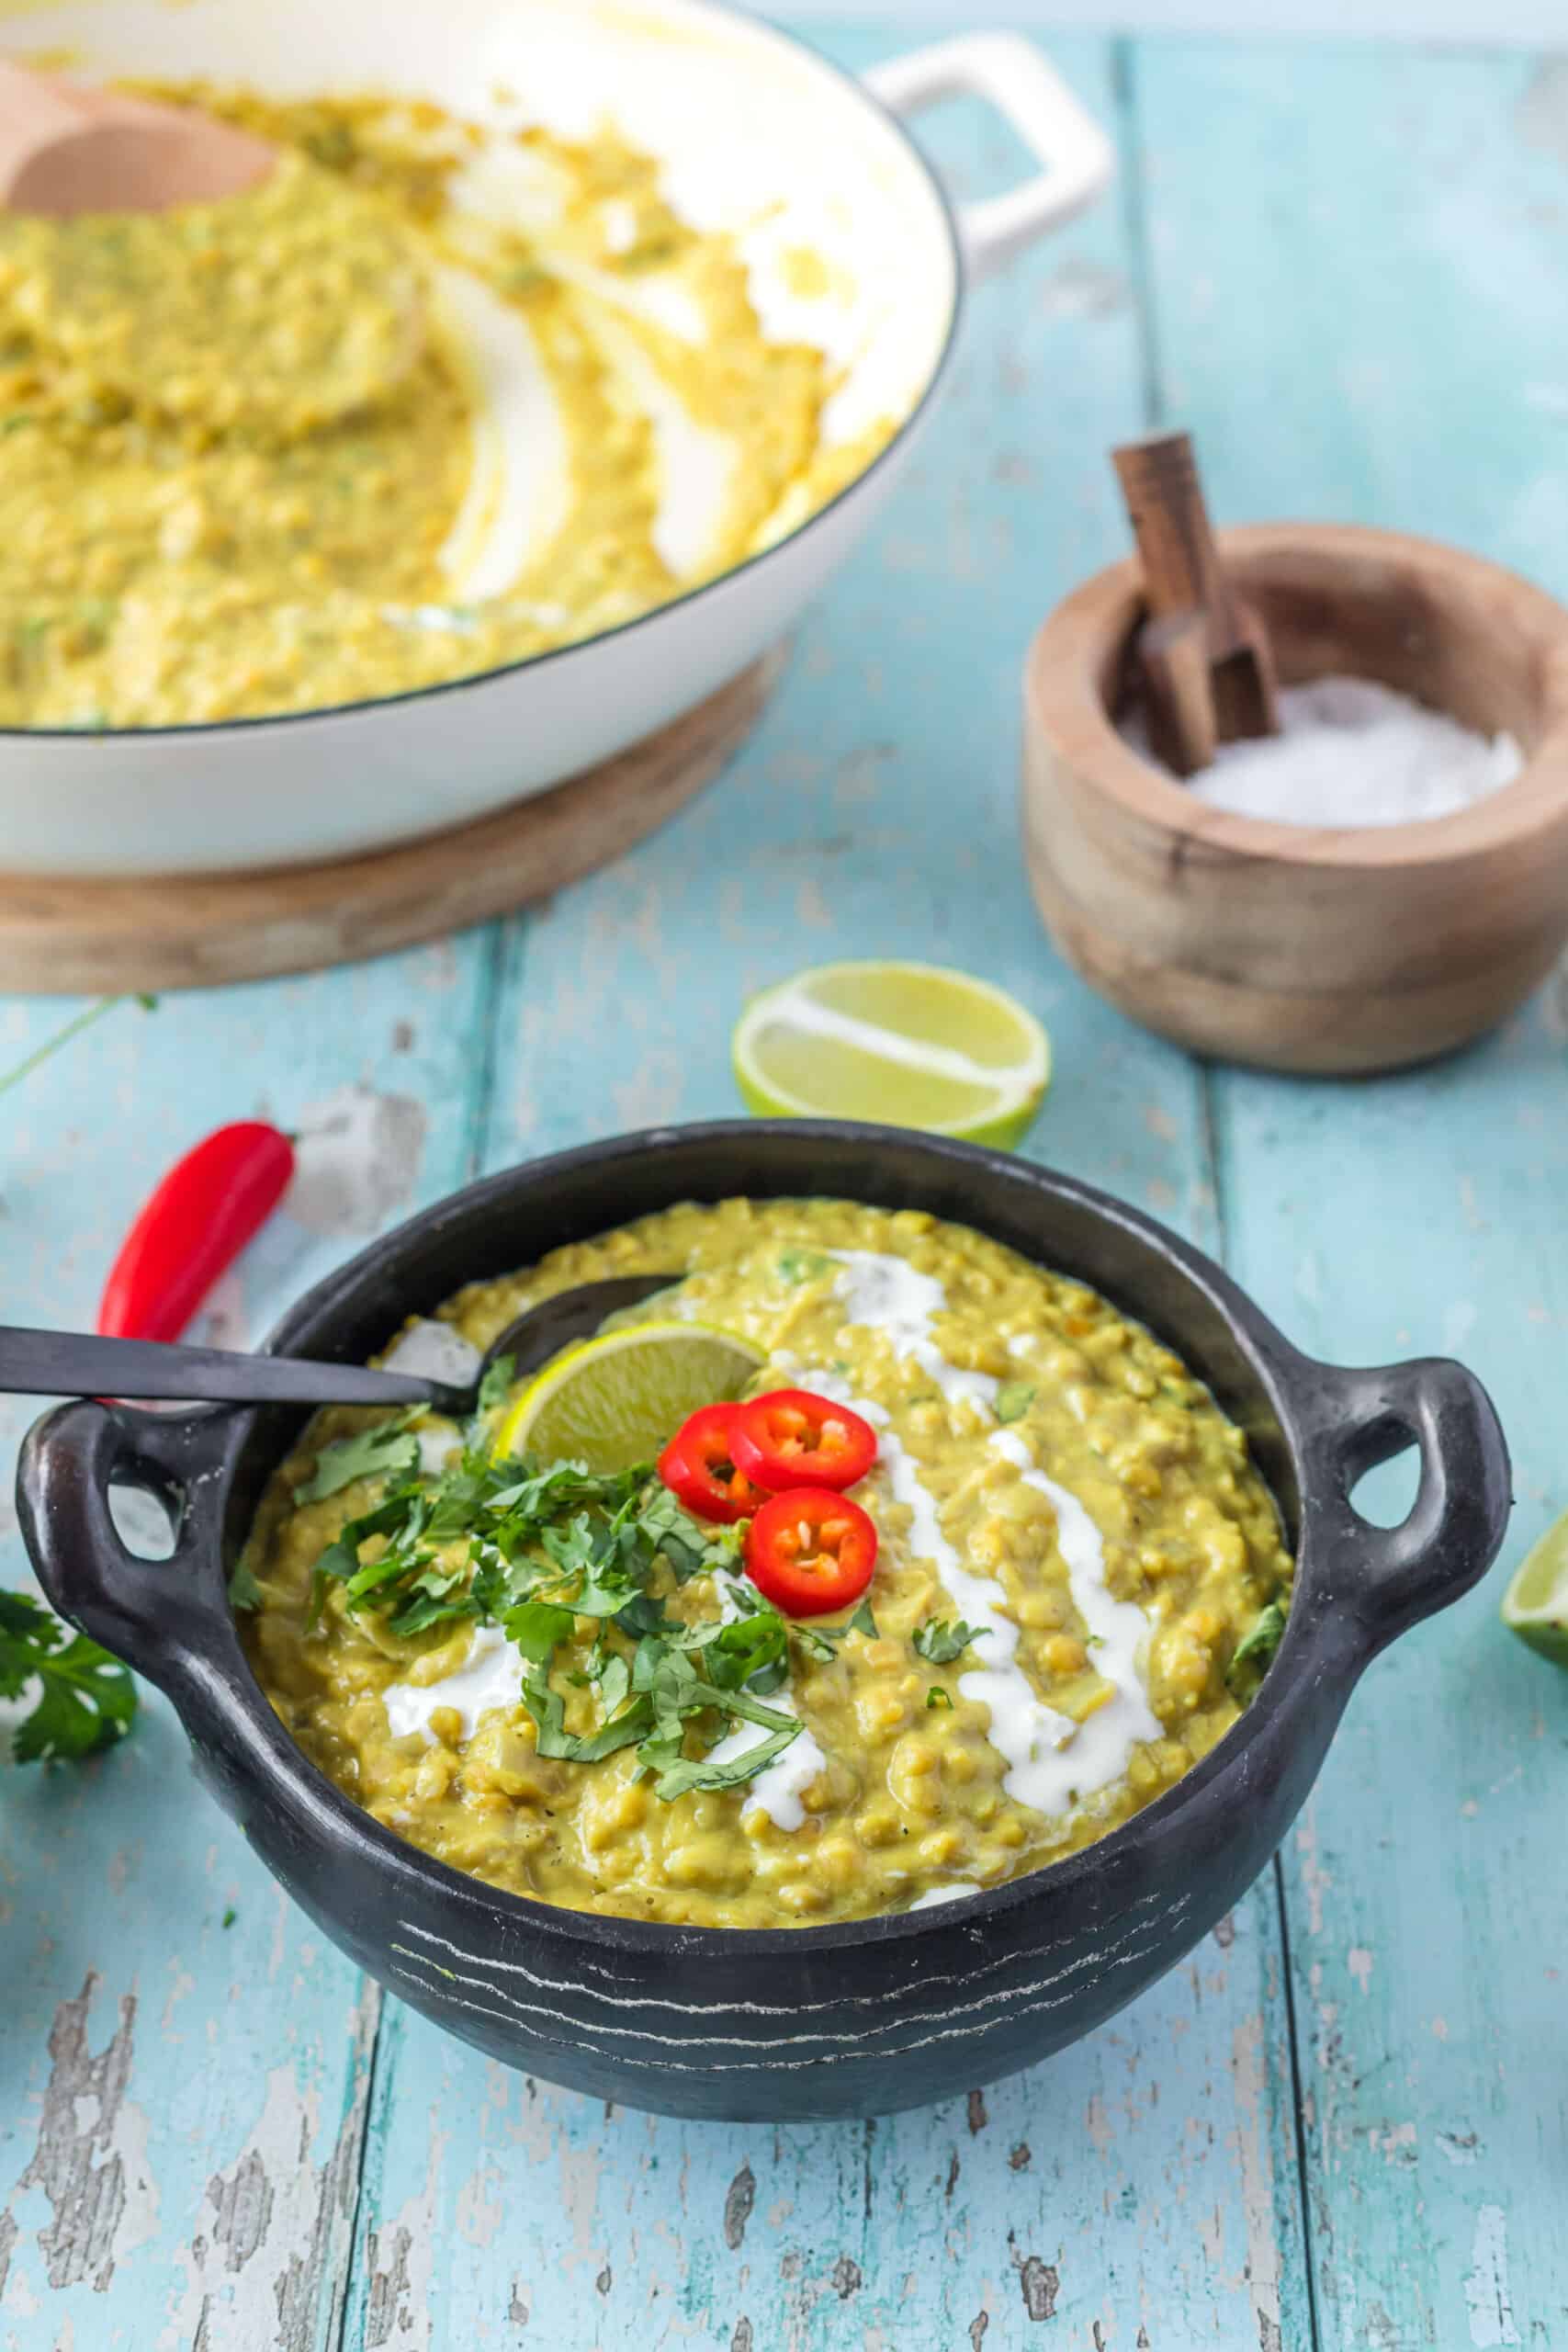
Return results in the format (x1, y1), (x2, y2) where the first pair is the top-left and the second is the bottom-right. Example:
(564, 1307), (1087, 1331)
(96, 1121), (296, 1343)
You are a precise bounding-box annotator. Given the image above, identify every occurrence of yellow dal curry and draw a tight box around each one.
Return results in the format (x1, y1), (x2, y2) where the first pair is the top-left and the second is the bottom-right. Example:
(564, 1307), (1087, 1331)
(240, 1199), (1294, 1928)
(0, 86), (889, 728)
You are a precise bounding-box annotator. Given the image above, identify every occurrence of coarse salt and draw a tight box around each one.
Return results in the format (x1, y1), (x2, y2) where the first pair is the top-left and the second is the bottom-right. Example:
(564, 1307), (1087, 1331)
(1124, 673), (1521, 829)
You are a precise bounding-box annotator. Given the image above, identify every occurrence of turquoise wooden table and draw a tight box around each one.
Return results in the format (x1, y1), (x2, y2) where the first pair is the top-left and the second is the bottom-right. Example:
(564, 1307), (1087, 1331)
(2, 21), (1565, 2348)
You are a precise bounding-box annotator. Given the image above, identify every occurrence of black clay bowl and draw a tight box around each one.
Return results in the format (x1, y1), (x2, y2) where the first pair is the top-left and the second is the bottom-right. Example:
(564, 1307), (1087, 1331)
(16, 1122), (1510, 2122)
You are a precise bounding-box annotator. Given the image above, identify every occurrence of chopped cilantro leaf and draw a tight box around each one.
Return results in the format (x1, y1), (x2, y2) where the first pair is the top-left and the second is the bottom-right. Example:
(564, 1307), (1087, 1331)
(476, 1351), (516, 1418)
(228, 1556), (265, 1611)
(777, 1249), (833, 1284)
(1226, 1600), (1287, 1691)
(293, 1413), (422, 1503)
(994, 1383), (1035, 1424)
(926, 1685), (953, 1710)
(913, 1617), (987, 1665)
(649, 1717), (800, 1802)
(504, 1598), (576, 1664)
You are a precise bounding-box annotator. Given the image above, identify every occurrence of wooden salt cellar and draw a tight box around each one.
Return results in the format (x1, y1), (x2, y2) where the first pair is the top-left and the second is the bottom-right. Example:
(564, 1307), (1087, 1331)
(1021, 523), (1568, 1075)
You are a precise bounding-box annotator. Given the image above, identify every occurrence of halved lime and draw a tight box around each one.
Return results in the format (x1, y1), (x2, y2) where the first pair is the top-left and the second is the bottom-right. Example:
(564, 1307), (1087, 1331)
(733, 960), (1050, 1150)
(493, 1322), (765, 1472)
(1502, 1512), (1568, 1666)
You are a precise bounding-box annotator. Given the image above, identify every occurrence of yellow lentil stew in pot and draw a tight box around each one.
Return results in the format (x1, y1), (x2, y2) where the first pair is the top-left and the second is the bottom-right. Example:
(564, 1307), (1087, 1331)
(238, 1199), (1294, 1928)
(0, 86), (894, 729)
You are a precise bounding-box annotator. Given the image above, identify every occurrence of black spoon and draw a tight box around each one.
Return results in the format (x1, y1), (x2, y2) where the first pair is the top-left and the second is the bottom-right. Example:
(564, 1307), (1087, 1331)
(0, 1275), (681, 1416)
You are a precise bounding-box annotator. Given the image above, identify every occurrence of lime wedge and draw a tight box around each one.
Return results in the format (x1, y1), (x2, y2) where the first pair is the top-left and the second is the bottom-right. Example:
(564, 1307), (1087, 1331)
(732, 960), (1050, 1150)
(1502, 1512), (1568, 1666)
(494, 1322), (765, 1472)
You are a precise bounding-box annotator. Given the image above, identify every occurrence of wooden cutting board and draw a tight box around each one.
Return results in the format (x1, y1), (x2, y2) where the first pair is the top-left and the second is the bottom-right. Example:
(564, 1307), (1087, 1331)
(0, 648), (785, 993)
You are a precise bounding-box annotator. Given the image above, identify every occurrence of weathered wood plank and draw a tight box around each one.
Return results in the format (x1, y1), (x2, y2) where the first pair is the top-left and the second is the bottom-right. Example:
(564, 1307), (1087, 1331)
(345, 1897), (1301, 2349)
(0, 937), (496, 2350)
(1131, 35), (1568, 2347)
(346, 27), (1313, 2349)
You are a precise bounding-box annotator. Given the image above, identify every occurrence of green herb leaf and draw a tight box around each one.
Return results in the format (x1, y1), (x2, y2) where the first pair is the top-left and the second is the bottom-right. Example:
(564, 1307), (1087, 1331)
(504, 1598), (576, 1665)
(849, 1597), (879, 1638)
(648, 1717), (801, 1802)
(520, 1674), (651, 1763)
(913, 1617), (987, 1665)
(0, 1591), (138, 1763)
(477, 1352), (516, 1418)
(228, 1555), (265, 1611)
(1226, 1600), (1288, 1692)
(221, 1906), (237, 1929)
(777, 1248), (833, 1284)
(926, 1685), (953, 1710)
(294, 1414), (422, 1504)
(994, 1383), (1035, 1425)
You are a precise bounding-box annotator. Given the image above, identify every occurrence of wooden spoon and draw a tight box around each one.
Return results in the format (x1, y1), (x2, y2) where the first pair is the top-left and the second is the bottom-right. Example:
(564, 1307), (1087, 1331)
(0, 58), (274, 218)
(1112, 431), (1280, 778)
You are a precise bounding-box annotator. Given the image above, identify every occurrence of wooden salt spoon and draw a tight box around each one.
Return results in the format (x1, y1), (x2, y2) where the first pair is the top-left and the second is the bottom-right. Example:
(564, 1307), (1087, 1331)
(1112, 430), (1280, 778)
(0, 57), (274, 217)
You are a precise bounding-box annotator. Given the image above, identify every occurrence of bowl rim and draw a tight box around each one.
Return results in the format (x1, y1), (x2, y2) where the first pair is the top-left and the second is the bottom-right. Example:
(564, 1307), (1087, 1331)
(1023, 519), (1568, 872)
(192, 1119), (1344, 1959)
(1, 4), (965, 747)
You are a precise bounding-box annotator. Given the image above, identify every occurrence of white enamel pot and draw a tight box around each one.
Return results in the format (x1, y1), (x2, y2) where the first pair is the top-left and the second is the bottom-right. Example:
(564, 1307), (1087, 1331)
(0, 0), (1111, 876)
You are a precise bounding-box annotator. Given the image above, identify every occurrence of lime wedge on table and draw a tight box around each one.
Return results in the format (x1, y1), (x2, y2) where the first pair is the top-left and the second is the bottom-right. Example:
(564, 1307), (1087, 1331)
(493, 1323), (765, 1472)
(733, 960), (1050, 1149)
(1501, 1513), (1568, 1666)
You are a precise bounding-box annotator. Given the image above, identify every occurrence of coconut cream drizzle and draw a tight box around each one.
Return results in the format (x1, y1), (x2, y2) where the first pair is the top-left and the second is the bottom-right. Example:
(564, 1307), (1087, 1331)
(817, 1250), (1162, 1818)
(705, 1696), (828, 1834)
(827, 1250), (998, 1412)
(384, 1622), (520, 1746)
(908, 1882), (982, 1910)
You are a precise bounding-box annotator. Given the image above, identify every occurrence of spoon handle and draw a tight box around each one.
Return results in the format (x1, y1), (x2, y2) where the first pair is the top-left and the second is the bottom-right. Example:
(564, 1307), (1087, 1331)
(0, 1325), (466, 1413)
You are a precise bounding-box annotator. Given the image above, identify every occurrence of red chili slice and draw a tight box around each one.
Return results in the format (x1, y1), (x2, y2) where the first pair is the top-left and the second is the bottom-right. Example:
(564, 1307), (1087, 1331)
(745, 1487), (878, 1617)
(97, 1120), (296, 1343)
(730, 1388), (877, 1493)
(657, 1403), (766, 1525)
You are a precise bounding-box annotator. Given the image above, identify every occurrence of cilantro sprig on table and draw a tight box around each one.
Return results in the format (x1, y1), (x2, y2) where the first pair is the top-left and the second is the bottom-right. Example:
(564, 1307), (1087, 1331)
(0, 1591), (138, 1763)
(253, 1408), (875, 1798)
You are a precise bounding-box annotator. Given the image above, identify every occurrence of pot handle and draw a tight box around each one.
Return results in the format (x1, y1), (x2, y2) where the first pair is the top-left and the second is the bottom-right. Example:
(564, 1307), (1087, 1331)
(863, 34), (1114, 281)
(1298, 1355), (1511, 1648)
(16, 1397), (231, 1686)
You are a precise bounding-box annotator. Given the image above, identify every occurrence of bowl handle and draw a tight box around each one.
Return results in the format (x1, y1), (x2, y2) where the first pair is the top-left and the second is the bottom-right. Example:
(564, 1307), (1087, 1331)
(863, 34), (1114, 281)
(1296, 1355), (1512, 1648)
(15, 1397), (231, 1685)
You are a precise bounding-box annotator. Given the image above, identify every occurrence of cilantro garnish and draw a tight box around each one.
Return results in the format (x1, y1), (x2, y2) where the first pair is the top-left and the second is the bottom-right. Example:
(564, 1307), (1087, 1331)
(294, 1412), (422, 1503)
(994, 1383), (1035, 1425)
(476, 1352), (515, 1419)
(913, 1617), (987, 1665)
(0, 1591), (138, 1763)
(926, 1686), (953, 1710)
(299, 1432), (806, 1798)
(788, 1593), (879, 1662)
(1226, 1600), (1287, 1692)
(777, 1249), (833, 1285)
